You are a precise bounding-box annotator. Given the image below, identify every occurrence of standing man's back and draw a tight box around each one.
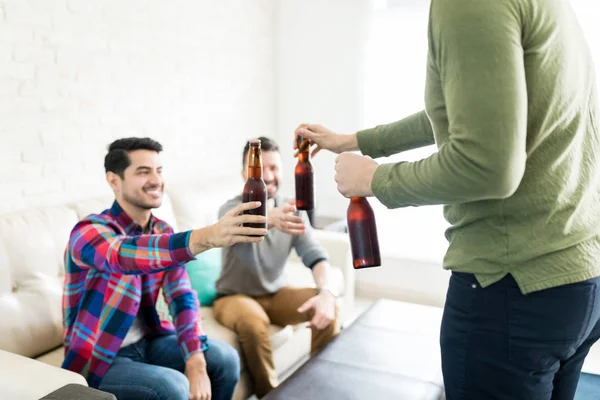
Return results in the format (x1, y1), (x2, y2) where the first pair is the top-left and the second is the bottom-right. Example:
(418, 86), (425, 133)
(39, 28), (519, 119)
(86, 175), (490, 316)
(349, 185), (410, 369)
(293, 0), (600, 397)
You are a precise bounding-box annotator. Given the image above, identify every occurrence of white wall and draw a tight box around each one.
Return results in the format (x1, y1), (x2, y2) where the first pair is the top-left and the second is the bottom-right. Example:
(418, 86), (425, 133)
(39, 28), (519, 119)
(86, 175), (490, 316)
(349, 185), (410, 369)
(273, 0), (451, 307)
(274, 0), (372, 218)
(570, 1), (600, 74)
(0, 0), (275, 215)
(361, 2), (450, 266)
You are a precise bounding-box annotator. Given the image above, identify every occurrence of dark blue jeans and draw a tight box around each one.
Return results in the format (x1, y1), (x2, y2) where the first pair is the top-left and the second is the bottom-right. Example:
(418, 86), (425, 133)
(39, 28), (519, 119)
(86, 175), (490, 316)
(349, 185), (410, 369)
(98, 335), (240, 400)
(441, 272), (600, 400)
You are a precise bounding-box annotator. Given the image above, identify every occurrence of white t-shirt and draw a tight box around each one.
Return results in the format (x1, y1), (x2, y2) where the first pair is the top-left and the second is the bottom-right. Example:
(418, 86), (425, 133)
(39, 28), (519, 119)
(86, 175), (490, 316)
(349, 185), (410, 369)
(120, 314), (146, 348)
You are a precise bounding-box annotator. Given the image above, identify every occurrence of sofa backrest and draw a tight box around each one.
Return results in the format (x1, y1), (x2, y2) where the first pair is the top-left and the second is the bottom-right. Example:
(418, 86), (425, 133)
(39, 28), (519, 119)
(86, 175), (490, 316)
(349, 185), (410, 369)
(167, 179), (242, 231)
(0, 178), (244, 358)
(0, 206), (78, 358)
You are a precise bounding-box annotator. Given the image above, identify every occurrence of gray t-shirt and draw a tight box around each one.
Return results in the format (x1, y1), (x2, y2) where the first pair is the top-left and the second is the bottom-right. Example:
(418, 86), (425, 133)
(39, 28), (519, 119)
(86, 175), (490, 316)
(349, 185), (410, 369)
(216, 195), (328, 297)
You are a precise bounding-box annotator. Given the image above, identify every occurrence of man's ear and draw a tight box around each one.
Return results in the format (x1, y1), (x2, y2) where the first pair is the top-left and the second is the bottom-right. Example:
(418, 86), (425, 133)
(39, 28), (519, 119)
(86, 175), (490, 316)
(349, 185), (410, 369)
(106, 171), (120, 192)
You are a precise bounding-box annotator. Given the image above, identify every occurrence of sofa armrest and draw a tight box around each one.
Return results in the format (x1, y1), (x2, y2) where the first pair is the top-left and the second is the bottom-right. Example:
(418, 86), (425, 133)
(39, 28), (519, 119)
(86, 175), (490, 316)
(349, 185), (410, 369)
(0, 349), (87, 400)
(311, 229), (355, 324)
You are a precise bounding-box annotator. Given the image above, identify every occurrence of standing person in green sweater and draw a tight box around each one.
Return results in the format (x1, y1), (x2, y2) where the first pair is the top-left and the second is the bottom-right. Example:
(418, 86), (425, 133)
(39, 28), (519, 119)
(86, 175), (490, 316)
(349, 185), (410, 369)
(295, 0), (600, 399)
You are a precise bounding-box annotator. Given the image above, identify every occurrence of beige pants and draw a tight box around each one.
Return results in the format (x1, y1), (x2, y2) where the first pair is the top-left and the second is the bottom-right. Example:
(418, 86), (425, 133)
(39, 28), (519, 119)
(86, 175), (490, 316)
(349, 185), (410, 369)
(213, 286), (339, 398)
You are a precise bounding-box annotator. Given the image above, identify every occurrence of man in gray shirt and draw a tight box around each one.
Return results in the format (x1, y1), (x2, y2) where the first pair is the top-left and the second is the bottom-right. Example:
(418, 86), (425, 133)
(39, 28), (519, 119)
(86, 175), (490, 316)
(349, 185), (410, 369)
(213, 137), (340, 398)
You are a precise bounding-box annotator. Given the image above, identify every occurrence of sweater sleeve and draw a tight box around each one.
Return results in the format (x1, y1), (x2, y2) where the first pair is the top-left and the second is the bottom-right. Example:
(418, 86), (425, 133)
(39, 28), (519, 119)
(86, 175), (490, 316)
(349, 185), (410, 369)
(357, 110), (435, 159)
(370, 0), (528, 209)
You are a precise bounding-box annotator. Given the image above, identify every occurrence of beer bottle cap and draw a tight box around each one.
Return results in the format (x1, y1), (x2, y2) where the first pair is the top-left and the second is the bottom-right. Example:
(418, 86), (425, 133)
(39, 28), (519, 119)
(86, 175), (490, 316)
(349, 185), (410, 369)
(297, 136), (310, 151)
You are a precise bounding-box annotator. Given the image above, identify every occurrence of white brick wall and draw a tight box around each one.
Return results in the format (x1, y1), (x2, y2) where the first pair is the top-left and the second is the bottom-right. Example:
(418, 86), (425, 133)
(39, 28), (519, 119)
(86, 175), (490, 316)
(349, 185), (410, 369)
(0, 0), (275, 215)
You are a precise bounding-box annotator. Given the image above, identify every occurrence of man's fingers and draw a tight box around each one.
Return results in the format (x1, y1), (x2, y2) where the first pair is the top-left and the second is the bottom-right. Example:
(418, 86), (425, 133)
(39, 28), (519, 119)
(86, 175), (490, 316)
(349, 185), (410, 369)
(294, 124), (309, 148)
(297, 298), (315, 313)
(294, 124), (312, 150)
(282, 203), (297, 214)
(284, 222), (305, 231)
(311, 145), (322, 158)
(231, 235), (265, 244)
(296, 127), (317, 140)
(233, 227), (268, 236)
(284, 227), (306, 234)
(311, 315), (324, 330)
(227, 201), (262, 216)
(313, 314), (331, 330)
(235, 214), (267, 225)
(282, 214), (303, 223)
(284, 228), (306, 236)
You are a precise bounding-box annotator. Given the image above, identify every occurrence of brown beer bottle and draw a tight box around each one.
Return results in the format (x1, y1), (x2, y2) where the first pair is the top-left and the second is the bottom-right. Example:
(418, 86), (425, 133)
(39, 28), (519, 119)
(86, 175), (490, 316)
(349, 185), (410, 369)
(295, 136), (314, 210)
(347, 197), (381, 269)
(243, 140), (268, 235)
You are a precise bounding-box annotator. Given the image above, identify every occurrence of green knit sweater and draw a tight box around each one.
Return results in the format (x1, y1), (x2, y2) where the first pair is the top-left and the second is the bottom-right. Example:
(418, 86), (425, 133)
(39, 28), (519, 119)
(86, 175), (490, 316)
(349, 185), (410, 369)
(357, 0), (600, 293)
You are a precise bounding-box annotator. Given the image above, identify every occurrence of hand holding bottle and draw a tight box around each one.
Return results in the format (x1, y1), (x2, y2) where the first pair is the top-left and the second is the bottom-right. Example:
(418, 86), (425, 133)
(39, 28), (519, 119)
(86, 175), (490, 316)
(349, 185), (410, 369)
(334, 152), (378, 198)
(293, 124), (359, 157)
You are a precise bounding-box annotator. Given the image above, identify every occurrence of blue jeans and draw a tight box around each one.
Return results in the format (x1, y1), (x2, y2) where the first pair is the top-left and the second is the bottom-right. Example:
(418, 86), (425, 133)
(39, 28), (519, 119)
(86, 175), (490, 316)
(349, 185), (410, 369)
(98, 335), (240, 400)
(441, 272), (600, 400)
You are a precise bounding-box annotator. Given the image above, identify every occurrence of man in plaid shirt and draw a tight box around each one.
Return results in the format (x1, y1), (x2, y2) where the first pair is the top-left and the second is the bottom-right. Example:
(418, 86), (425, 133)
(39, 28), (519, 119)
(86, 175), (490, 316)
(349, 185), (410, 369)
(62, 137), (267, 400)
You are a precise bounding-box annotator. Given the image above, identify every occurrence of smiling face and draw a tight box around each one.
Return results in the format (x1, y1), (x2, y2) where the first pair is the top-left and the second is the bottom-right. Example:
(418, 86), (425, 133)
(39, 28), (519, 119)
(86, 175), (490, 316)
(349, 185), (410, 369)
(107, 149), (164, 211)
(242, 150), (282, 198)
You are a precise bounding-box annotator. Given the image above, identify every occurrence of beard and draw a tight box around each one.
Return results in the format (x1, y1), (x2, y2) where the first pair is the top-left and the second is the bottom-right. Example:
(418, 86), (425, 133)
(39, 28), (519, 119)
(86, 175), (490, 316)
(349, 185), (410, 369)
(265, 181), (278, 199)
(122, 185), (162, 210)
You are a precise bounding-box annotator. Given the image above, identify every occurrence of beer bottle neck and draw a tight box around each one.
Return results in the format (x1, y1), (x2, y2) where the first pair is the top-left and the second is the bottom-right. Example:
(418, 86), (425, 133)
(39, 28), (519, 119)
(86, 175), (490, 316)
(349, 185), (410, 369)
(248, 165), (263, 179)
(247, 146), (263, 179)
(297, 151), (310, 162)
(297, 137), (311, 163)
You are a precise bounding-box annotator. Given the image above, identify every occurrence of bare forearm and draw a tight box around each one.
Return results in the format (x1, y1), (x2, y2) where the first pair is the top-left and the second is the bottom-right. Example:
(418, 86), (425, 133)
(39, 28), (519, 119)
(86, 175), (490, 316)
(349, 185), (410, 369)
(339, 133), (360, 153)
(312, 261), (333, 289)
(186, 351), (207, 371)
(187, 227), (214, 256)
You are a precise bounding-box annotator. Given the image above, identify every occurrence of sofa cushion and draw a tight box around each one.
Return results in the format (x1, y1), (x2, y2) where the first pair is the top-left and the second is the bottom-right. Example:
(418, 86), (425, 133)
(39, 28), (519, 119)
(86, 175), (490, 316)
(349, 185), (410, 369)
(285, 261), (316, 289)
(35, 346), (65, 368)
(187, 248), (222, 306)
(0, 206), (78, 358)
(200, 306), (294, 352)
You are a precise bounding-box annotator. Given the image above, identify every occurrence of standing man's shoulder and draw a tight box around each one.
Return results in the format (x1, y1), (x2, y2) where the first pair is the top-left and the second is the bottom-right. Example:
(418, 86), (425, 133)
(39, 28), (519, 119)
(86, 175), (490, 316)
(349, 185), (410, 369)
(430, 0), (525, 26)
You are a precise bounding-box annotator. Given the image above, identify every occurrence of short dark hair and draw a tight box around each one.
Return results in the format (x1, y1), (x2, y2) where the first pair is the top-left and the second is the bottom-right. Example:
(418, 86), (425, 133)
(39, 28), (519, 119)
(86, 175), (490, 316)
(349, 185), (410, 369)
(242, 136), (279, 166)
(104, 137), (163, 178)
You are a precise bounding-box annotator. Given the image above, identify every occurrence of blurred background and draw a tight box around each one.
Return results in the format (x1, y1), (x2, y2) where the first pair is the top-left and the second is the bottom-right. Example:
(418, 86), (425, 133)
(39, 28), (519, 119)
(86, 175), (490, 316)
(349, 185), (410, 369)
(1, 0), (598, 301)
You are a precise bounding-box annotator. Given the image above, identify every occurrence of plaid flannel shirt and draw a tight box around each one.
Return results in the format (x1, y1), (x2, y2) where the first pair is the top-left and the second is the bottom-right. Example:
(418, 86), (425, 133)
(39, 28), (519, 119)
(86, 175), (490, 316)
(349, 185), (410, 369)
(61, 201), (207, 388)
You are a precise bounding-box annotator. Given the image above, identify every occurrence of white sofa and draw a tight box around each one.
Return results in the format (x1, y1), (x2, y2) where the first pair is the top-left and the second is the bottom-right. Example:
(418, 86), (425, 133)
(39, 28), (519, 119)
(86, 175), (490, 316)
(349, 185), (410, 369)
(0, 180), (355, 400)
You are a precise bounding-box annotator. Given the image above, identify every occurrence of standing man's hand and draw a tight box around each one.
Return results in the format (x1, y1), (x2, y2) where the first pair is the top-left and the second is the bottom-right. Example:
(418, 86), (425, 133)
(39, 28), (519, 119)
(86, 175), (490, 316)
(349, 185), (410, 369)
(334, 153), (378, 198)
(297, 290), (336, 330)
(268, 200), (306, 235)
(294, 124), (359, 157)
(185, 353), (212, 400)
